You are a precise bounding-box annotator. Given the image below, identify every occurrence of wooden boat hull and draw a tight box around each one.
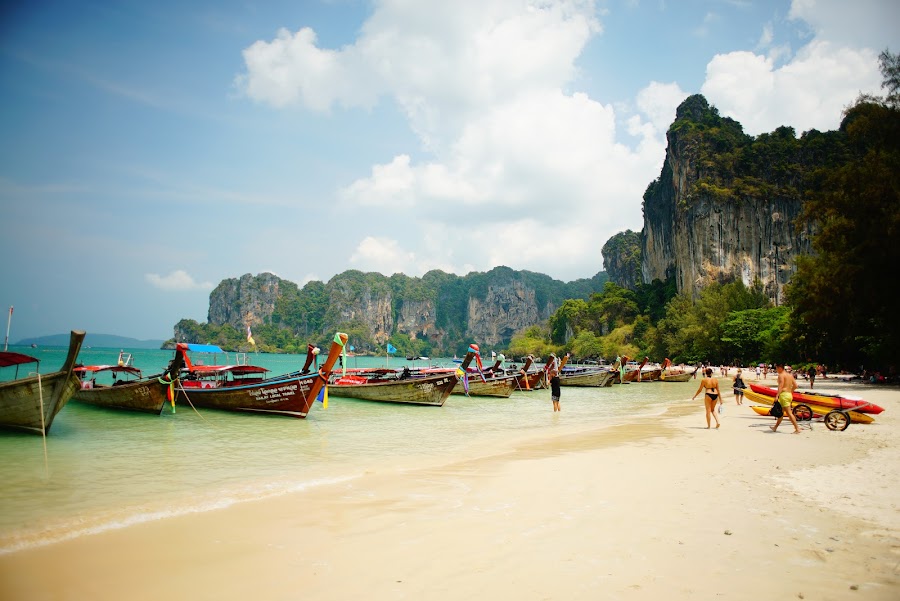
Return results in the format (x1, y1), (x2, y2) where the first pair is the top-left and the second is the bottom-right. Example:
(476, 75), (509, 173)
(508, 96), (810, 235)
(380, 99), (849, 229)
(749, 383), (882, 414)
(0, 330), (85, 435)
(514, 371), (544, 391)
(174, 332), (348, 418)
(73, 378), (170, 414)
(330, 372), (457, 406)
(177, 372), (326, 417)
(559, 370), (613, 387)
(452, 376), (514, 397)
(658, 371), (694, 382)
(638, 368), (663, 382)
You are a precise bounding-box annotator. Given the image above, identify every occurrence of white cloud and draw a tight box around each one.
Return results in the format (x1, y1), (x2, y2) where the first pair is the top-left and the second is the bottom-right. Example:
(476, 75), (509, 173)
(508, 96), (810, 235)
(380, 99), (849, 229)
(756, 22), (774, 49)
(237, 0), (683, 281)
(634, 81), (688, 136)
(701, 39), (880, 135)
(235, 0), (890, 282)
(699, 1), (893, 136)
(145, 270), (214, 291)
(788, 0), (900, 51)
(237, 0), (601, 150)
(348, 236), (417, 275)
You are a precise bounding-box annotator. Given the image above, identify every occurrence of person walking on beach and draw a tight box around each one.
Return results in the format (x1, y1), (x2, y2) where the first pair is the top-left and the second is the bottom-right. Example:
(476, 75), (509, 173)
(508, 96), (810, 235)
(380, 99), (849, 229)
(771, 363), (801, 434)
(549, 356), (561, 412)
(732, 369), (746, 405)
(807, 365), (816, 389)
(692, 367), (721, 429)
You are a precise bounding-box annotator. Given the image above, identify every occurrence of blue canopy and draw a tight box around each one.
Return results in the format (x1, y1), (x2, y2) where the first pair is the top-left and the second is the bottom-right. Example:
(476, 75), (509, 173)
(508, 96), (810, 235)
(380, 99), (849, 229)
(186, 343), (224, 353)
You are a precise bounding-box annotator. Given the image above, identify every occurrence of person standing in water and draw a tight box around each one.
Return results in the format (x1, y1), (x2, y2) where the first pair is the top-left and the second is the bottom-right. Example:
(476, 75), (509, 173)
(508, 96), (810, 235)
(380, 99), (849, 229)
(692, 367), (721, 429)
(549, 354), (562, 412)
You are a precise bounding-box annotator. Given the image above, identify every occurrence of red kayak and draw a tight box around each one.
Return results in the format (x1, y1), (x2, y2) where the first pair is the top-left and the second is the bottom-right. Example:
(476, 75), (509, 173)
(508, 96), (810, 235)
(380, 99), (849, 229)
(748, 383), (883, 415)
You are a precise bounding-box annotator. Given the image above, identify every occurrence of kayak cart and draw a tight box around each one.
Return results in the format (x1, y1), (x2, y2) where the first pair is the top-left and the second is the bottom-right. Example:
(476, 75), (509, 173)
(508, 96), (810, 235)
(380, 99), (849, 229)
(790, 401), (874, 431)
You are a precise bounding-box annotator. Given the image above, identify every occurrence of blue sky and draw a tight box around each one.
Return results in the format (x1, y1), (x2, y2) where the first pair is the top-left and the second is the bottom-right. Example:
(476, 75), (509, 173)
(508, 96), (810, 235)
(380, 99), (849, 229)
(1, 0), (894, 341)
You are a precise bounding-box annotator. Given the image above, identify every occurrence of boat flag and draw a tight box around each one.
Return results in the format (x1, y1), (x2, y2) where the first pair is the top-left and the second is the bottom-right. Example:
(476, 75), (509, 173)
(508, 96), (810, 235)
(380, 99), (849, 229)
(387, 343), (397, 354)
(456, 367), (469, 396)
(316, 383), (329, 409)
(246, 325), (256, 346)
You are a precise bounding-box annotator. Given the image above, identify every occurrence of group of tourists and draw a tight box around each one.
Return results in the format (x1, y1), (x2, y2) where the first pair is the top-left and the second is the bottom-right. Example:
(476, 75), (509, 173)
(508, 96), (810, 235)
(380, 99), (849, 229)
(692, 363), (802, 433)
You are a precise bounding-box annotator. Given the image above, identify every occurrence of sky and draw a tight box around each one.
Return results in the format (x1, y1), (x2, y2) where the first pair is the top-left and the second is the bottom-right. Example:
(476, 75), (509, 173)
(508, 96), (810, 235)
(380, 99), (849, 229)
(1, 0), (896, 341)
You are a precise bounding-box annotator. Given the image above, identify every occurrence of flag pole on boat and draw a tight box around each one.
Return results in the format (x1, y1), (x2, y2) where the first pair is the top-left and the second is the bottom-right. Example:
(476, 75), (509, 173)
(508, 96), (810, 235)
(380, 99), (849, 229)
(4, 305), (11, 351)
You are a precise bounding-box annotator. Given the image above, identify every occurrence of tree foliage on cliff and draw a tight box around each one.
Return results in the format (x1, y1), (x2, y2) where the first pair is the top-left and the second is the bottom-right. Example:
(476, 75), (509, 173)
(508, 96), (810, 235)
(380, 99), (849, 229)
(787, 56), (900, 370)
(601, 230), (642, 290)
(660, 94), (845, 207)
(171, 267), (608, 355)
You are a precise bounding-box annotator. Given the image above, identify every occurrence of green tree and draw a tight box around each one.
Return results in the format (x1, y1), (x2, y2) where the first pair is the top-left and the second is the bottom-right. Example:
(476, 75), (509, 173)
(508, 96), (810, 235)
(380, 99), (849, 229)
(787, 85), (900, 370)
(507, 325), (554, 359)
(548, 299), (588, 344)
(880, 48), (900, 107)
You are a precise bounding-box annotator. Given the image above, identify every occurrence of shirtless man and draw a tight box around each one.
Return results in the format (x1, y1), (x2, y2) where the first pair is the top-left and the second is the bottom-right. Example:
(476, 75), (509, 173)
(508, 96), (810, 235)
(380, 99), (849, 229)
(772, 363), (801, 433)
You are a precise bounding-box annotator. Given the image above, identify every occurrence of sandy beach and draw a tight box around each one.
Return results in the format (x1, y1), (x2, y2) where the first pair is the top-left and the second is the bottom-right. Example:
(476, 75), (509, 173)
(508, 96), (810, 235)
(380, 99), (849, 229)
(1, 380), (898, 600)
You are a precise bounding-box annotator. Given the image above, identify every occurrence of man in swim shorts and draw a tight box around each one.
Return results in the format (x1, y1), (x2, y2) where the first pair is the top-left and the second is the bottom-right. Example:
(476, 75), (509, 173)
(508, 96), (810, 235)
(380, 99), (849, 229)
(771, 363), (801, 433)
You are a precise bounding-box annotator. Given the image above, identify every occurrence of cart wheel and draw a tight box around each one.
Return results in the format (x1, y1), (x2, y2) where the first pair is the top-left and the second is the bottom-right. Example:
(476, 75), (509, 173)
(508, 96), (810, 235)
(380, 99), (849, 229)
(824, 410), (850, 431)
(793, 404), (813, 421)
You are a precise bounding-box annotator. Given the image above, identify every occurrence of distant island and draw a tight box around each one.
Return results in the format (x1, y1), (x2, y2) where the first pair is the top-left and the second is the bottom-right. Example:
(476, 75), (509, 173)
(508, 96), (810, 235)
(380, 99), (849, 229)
(15, 333), (166, 349)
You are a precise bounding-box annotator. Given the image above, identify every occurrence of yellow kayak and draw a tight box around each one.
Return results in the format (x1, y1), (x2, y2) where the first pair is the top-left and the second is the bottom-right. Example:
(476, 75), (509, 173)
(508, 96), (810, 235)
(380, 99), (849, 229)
(745, 390), (874, 424)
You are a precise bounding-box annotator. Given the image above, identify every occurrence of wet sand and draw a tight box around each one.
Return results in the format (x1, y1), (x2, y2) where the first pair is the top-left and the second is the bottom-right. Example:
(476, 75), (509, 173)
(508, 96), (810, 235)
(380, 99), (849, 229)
(1, 381), (898, 600)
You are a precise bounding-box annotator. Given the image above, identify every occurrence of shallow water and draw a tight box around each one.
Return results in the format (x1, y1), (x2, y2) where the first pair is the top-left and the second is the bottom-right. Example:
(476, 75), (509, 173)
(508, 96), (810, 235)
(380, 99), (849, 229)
(0, 345), (696, 553)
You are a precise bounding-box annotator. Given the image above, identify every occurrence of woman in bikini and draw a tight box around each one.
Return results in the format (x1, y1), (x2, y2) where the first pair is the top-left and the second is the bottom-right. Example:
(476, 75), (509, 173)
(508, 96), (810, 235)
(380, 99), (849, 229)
(692, 367), (721, 428)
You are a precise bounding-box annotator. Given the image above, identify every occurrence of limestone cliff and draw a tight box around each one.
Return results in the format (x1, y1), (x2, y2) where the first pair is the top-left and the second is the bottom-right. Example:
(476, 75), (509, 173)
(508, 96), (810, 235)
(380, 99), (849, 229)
(467, 281), (541, 347)
(207, 272), (282, 329)
(641, 95), (819, 303)
(180, 267), (607, 354)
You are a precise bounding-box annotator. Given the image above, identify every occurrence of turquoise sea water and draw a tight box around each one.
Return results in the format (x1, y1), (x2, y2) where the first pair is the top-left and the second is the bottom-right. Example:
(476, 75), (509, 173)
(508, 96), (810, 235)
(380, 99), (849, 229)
(0, 345), (696, 554)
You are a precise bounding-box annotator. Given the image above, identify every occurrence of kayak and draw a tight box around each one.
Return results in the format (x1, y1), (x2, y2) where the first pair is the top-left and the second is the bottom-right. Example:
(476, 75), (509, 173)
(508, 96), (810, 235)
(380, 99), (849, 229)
(748, 383), (883, 414)
(747, 403), (874, 424)
(745, 390), (875, 424)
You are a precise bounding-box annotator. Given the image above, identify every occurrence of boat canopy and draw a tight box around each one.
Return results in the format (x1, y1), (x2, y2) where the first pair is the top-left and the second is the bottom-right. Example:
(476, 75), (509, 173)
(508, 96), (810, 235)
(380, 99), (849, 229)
(187, 365), (268, 376)
(0, 352), (39, 368)
(74, 365), (143, 377)
(181, 343), (225, 353)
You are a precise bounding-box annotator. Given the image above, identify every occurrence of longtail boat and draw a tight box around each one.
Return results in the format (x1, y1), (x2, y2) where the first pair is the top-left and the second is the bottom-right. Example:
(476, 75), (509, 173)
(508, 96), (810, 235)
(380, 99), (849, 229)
(0, 330), (85, 435)
(174, 332), (348, 418)
(73, 351), (176, 414)
(512, 356), (543, 391)
(452, 375), (515, 397)
(329, 351), (475, 406)
(448, 344), (516, 397)
(657, 358), (695, 382)
(637, 359), (663, 382)
(559, 366), (614, 387)
(621, 356), (649, 383)
(748, 383), (883, 415)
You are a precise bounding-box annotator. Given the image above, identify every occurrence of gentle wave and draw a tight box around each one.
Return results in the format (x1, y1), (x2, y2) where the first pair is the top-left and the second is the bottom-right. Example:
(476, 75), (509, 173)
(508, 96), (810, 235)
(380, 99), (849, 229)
(0, 473), (360, 555)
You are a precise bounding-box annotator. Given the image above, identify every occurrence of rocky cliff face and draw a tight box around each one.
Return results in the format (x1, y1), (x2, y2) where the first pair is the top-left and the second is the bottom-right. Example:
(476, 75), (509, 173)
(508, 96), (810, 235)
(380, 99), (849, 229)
(467, 282), (542, 347)
(396, 299), (443, 348)
(184, 266), (599, 354)
(641, 95), (815, 303)
(327, 278), (394, 345)
(207, 272), (282, 329)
